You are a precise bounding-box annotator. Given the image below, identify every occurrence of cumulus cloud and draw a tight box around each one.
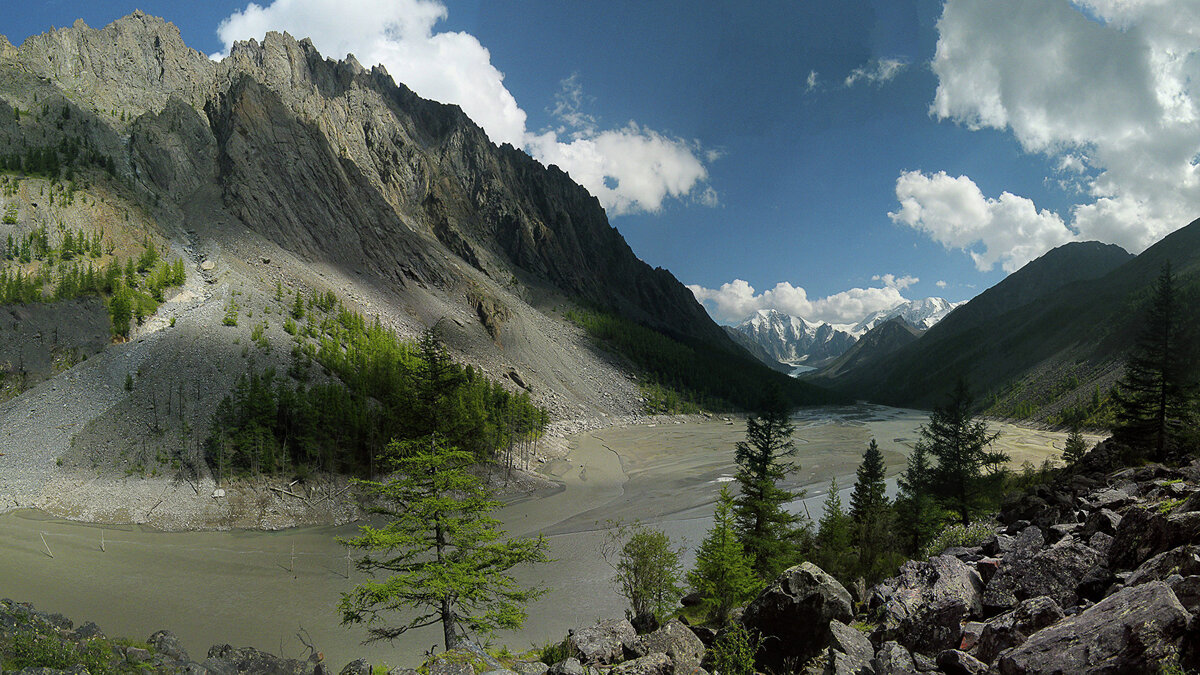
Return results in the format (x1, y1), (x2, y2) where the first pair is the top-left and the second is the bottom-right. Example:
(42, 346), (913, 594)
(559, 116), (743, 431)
(805, 70), (819, 92)
(214, 0), (714, 216)
(923, 0), (1200, 256)
(872, 273), (918, 290)
(687, 277), (911, 325)
(936, 280), (947, 288)
(844, 58), (908, 87)
(890, 170), (1075, 272)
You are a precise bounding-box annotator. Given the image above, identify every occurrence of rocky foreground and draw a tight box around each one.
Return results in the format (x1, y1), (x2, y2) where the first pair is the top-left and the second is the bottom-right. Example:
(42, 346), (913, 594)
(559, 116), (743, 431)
(8, 438), (1200, 674)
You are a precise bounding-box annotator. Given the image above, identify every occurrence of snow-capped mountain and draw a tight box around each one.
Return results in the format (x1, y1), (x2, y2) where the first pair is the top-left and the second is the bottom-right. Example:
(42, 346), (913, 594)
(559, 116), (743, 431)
(850, 297), (964, 336)
(731, 309), (857, 364)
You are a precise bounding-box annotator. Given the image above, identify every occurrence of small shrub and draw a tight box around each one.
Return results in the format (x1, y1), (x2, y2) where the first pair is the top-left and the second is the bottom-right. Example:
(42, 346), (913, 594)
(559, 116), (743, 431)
(920, 521), (994, 559)
(710, 623), (758, 675)
(223, 300), (239, 326)
(536, 638), (571, 666)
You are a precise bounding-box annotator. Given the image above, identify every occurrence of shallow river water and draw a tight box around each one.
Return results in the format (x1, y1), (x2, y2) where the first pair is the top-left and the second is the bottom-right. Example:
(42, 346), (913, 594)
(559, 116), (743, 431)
(0, 405), (1097, 668)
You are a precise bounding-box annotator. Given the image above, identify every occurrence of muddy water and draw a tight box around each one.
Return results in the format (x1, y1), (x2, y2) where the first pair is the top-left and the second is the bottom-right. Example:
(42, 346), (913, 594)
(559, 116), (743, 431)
(0, 406), (1094, 668)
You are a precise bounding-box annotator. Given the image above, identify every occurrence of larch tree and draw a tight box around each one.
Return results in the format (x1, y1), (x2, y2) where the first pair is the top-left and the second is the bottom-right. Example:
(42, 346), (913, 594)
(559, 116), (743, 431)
(733, 394), (806, 580)
(1113, 261), (1196, 460)
(921, 380), (1004, 527)
(688, 486), (759, 625)
(339, 434), (549, 650)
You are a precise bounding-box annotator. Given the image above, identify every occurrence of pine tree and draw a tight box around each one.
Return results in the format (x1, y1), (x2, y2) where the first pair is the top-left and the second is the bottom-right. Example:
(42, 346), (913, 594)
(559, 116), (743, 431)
(850, 439), (888, 523)
(339, 434), (549, 650)
(733, 394), (805, 580)
(1113, 262), (1196, 459)
(922, 380), (1004, 526)
(814, 479), (853, 581)
(1062, 424), (1089, 465)
(894, 443), (940, 556)
(688, 486), (759, 625)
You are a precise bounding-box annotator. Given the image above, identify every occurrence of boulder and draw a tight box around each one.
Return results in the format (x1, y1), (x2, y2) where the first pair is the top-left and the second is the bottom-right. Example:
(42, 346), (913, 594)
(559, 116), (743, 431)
(981, 534), (1014, 557)
(741, 562), (853, 671)
(958, 622), (985, 652)
(996, 582), (1188, 674)
(606, 653), (672, 675)
(1109, 507), (1200, 571)
(975, 596), (1065, 664)
(1087, 531), (1114, 557)
(1082, 509), (1121, 538)
(512, 663), (550, 675)
(821, 619), (873, 675)
(872, 641), (917, 675)
(204, 644), (323, 674)
(547, 659), (585, 675)
(341, 660), (373, 675)
(568, 619), (636, 665)
(1167, 574), (1200, 612)
(626, 619), (705, 673)
(148, 629), (190, 663)
(1125, 545), (1200, 587)
(1083, 488), (1134, 512)
(428, 663), (475, 675)
(936, 649), (987, 675)
(870, 555), (983, 655)
(982, 536), (1104, 612)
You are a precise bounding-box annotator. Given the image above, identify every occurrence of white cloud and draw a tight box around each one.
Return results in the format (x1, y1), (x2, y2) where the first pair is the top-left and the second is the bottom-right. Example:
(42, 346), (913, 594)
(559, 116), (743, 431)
(805, 70), (819, 92)
(936, 280), (947, 288)
(214, 0), (714, 217)
(687, 278), (911, 325)
(872, 273), (918, 290)
(844, 58), (908, 87)
(890, 170), (1075, 273)
(925, 0), (1200, 255)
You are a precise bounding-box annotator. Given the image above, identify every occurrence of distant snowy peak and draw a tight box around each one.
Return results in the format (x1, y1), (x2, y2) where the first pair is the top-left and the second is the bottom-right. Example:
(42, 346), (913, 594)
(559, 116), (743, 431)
(733, 309), (855, 364)
(851, 297), (963, 336)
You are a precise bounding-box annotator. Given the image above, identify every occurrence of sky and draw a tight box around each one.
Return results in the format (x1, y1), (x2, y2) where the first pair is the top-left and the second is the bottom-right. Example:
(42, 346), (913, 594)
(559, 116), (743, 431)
(6, 1), (1200, 326)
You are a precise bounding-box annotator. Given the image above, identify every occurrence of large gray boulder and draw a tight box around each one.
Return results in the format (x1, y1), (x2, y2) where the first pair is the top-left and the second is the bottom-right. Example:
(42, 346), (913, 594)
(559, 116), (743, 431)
(1125, 545), (1200, 586)
(568, 619), (636, 665)
(606, 653), (672, 675)
(982, 537), (1104, 612)
(741, 562), (854, 672)
(870, 555), (983, 655)
(872, 641), (917, 675)
(996, 582), (1188, 674)
(935, 650), (986, 675)
(1109, 507), (1200, 571)
(821, 619), (873, 675)
(974, 596), (1065, 664)
(626, 619), (705, 674)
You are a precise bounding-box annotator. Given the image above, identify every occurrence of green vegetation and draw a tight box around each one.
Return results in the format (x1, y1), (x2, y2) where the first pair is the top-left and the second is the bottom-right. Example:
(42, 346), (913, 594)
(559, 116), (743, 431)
(687, 486), (759, 625)
(848, 439), (901, 583)
(565, 308), (839, 412)
(1114, 262), (1197, 460)
(709, 624), (759, 675)
(733, 395), (807, 579)
(206, 318), (548, 478)
(920, 521), (995, 559)
(339, 434), (549, 650)
(921, 381), (1006, 526)
(605, 522), (684, 630)
(1063, 423), (1089, 465)
(813, 479), (854, 582)
(2, 632), (120, 674)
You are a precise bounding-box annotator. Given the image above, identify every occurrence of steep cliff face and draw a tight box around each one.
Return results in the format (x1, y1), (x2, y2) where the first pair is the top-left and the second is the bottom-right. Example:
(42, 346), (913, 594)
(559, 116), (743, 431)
(2, 14), (727, 347)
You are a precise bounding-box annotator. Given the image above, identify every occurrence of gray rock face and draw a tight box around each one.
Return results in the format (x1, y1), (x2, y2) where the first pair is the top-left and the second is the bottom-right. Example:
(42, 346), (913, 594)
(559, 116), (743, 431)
(606, 653), (672, 675)
(983, 537), (1104, 612)
(1125, 545), (1200, 587)
(568, 619), (636, 666)
(870, 555), (984, 655)
(741, 562), (854, 672)
(511, 662), (550, 675)
(1109, 507), (1200, 571)
(996, 582), (1188, 674)
(975, 596), (1065, 664)
(148, 629), (190, 663)
(626, 619), (705, 674)
(547, 658), (585, 675)
(872, 641), (917, 675)
(822, 619), (873, 675)
(935, 649), (987, 675)
(1082, 509), (1121, 538)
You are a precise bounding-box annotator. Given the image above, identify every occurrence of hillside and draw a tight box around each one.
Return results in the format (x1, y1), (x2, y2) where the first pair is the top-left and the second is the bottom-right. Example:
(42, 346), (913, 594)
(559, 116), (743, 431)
(819, 235), (1194, 423)
(0, 13), (831, 525)
(813, 315), (923, 380)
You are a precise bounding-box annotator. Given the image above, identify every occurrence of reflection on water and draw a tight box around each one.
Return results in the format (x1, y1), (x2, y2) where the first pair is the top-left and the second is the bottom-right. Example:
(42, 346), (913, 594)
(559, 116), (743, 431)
(0, 405), (1087, 667)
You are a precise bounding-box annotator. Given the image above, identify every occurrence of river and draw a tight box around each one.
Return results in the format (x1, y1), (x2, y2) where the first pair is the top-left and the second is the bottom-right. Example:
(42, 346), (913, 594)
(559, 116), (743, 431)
(0, 405), (1097, 669)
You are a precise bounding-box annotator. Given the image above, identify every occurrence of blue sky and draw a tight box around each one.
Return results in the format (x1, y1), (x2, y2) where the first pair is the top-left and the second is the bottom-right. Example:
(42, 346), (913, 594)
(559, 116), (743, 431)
(7, 1), (1199, 325)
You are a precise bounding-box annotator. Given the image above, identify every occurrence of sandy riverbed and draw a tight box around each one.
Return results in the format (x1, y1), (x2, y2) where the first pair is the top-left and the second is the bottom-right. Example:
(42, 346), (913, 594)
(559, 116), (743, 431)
(0, 406), (1095, 668)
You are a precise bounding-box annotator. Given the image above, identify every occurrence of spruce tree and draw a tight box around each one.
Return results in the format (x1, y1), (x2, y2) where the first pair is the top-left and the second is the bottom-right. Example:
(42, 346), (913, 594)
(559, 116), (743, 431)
(849, 439), (894, 582)
(814, 478), (853, 581)
(1062, 424), (1089, 465)
(733, 394), (805, 580)
(849, 439), (888, 523)
(339, 434), (549, 650)
(688, 486), (759, 625)
(1113, 262), (1196, 459)
(921, 380), (1003, 526)
(894, 443), (940, 555)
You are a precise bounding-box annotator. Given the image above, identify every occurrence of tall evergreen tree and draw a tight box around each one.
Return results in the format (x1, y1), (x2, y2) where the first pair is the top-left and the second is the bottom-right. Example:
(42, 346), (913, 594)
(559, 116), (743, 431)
(688, 486), (759, 625)
(339, 434), (549, 650)
(733, 394), (805, 580)
(921, 380), (1004, 526)
(1113, 262), (1196, 459)
(894, 442), (940, 556)
(814, 478), (853, 581)
(1062, 423), (1089, 465)
(849, 439), (888, 523)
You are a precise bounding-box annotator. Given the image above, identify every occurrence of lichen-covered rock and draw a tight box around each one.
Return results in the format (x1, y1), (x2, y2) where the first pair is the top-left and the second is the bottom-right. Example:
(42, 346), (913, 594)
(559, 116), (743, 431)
(1109, 507), (1200, 571)
(148, 629), (190, 663)
(741, 562), (853, 672)
(606, 653), (671, 675)
(975, 596), (1065, 664)
(547, 658), (585, 675)
(936, 649), (987, 675)
(1125, 545), (1200, 587)
(568, 619), (636, 666)
(870, 555), (983, 655)
(996, 582), (1188, 674)
(821, 619), (873, 675)
(872, 641), (917, 675)
(982, 536), (1104, 612)
(626, 619), (705, 674)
